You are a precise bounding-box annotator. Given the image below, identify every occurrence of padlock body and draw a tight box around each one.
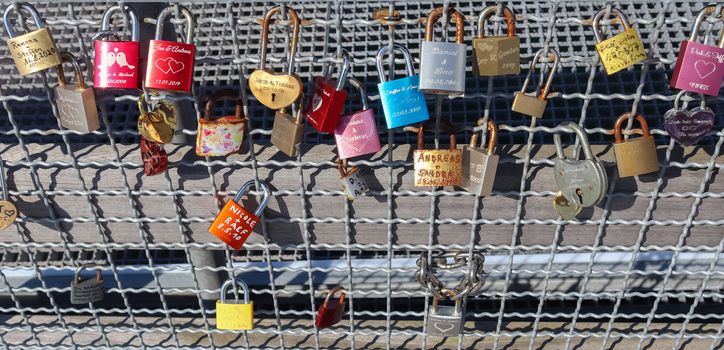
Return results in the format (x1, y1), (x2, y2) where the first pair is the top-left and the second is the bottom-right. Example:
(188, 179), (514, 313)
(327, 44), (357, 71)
(216, 300), (253, 330)
(271, 111), (304, 157)
(512, 93), (547, 118)
(334, 108), (381, 159)
(613, 136), (659, 177)
(595, 27), (646, 75)
(419, 41), (466, 95)
(315, 300), (346, 328)
(54, 85), (100, 133)
(140, 138), (168, 176)
(70, 277), (104, 304)
(426, 305), (462, 337)
(414, 149), (462, 187)
(208, 199), (259, 250)
(462, 147), (499, 196)
(670, 40), (724, 96)
(378, 76), (429, 129)
(94, 39), (140, 89)
(340, 169), (369, 200)
(6, 27), (60, 75)
(145, 39), (195, 93)
(553, 158), (607, 207)
(305, 77), (347, 133)
(196, 117), (246, 156)
(472, 36), (520, 76)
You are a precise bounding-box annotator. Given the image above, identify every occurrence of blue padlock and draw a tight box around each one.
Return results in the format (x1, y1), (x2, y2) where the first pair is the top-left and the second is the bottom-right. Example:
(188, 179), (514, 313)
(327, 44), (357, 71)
(376, 44), (429, 129)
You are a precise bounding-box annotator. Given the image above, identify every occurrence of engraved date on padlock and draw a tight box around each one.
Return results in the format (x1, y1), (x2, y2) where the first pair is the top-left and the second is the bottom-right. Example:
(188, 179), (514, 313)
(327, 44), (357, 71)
(209, 200), (259, 250)
(70, 277), (104, 304)
(340, 170), (369, 201)
(414, 150), (463, 187)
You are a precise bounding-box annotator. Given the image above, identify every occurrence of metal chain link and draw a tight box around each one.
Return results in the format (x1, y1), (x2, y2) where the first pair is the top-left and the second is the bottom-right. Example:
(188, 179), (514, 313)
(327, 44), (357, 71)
(415, 251), (486, 300)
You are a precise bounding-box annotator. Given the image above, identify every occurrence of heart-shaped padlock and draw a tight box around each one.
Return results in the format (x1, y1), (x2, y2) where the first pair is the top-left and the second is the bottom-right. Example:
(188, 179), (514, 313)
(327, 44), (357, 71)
(137, 93), (177, 144)
(664, 91), (715, 147)
(553, 122), (607, 207)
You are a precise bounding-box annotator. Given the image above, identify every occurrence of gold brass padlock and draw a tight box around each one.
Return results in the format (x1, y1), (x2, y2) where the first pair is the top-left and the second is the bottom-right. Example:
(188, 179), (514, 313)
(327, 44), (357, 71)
(3, 2), (61, 75)
(612, 113), (659, 177)
(592, 8), (646, 75)
(511, 49), (559, 118)
(137, 92), (177, 144)
(411, 121), (462, 187)
(473, 5), (520, 76)
(216, 278), (253, 330)
(271, 94), (305, 157)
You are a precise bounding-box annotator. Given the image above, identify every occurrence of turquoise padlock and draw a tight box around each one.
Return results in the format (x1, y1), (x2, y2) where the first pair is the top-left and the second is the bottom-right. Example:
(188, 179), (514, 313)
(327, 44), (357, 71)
(376, 44), (429, 129)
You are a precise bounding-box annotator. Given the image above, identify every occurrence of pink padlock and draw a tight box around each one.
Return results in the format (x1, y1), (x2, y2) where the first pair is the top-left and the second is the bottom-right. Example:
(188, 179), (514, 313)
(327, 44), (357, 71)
(670, 5), (724, 96)
(93, 5), (140, 89)
(334, 78), (381, 159)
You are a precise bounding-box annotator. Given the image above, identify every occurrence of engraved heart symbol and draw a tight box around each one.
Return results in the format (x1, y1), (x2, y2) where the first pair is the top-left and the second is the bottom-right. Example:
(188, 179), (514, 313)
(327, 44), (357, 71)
(694, 60), (716, 79)
(4, 210), (15, 217)
(664, 108), (715, 146)
(155, 57), (185, 75)
(248, 69), (302, 109)
(433, 322), (455, 334)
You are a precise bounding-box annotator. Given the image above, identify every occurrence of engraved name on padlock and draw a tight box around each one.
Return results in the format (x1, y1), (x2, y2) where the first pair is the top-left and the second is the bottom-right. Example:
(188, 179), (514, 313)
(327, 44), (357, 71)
(70, 266), (104, 304)
(208, 181), (271, 250)
(419, 7), (467, 95)
(412, 122), (462, 187)
(316, 286), (346, 329)
(216, 278), (253, 330)
(376, 44), (429, 129)
(553, 122), (608, 208)
(473, 5), (520, 76)
(3, 2), (60, 75)
(511, 49), (559, 118)
(145, 6), (196, 93)
(338, 161), (369, 201)
(334, 77), (381, 159)
(670, 5), (724, 96)
(426, 296), (463, 337)
(93, 5), (140, 89)
(305, 51), (350, 133)
(196, 89), (247, 157)
(664, 91), (715, 146)
(612, 113), (659, 177)
(593, 8), (646, 75)
(462, 119), (499, 197)
(54, 52), (100, 133)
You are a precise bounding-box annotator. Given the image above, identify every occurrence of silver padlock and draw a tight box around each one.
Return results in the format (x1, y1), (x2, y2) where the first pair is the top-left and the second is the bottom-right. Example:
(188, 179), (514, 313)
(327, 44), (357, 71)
(70, 265), (104, 304)
(462, 119), (499, 197)
(338, 160), (369, 201)
(553, 122), (607, 208)
(54, 52), (100, 133)
(419, 7), (467, 95)
(426, 296), (463, 337)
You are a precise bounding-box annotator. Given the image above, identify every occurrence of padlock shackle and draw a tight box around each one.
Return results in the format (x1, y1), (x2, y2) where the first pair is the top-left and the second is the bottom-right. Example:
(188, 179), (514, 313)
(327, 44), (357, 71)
(673, 90), (707, 111)
(477, 5), (516, 39)
(519, 49), (559, 100)
(416, 121), (457, 151)
(101, 4), (139, 41)
(259, 6), (301, 72)
(346, 77), (369, 111)
(3, 2), (44, 38)
(204, 89), (244, 121)
(233, 180), (271, 217)
(323, 285), (346, 307)
(376, 44), (415, 82)
(553, 122), (594, 161)
(430, 291), (462, 314)
(469, 119), (498, 155)
(92, 30), (122, 42)
(74, 265), (103, 284)
(220, 278), (250, 304)
(337, 159), (348, 177)
(327, 50), (351, 91)
(592, 7), (631, 43)
(277, 91), (305, 124)
(424, 7), (465, 44)
(154, 5), (194, 44)
(137, 91), (161, 115)
(613, 113), (650, 144)
(690, 5), (724, 47)
(56, 52), (87, 89)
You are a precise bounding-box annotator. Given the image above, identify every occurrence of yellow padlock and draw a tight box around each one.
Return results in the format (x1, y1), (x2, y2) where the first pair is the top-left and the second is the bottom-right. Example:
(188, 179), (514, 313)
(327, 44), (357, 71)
(592, 8), (646, 75)
(216, 278), (253, 330)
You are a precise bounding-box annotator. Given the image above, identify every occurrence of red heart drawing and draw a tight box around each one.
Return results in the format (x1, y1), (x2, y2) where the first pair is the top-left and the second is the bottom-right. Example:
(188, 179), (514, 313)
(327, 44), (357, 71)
(694, 60), (716, 79)
(155, 57), (185, 75)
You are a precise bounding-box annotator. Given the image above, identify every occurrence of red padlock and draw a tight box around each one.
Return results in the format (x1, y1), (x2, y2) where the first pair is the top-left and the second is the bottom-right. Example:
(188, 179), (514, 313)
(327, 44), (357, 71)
(304, 51), (350, 133)
(315, 286), (346, 329)
(208, 181), (270, 250)
(140, 137), (168, 176)
(93, 5), (140, 89)
(145, 5), (195, 93)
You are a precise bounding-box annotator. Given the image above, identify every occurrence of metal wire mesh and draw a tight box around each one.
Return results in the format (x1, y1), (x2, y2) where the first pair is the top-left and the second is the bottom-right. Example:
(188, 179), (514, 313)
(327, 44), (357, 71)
(0, 0), (723, 349)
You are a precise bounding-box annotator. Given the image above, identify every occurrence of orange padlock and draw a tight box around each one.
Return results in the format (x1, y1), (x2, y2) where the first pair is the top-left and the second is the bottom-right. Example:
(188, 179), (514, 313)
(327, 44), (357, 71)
(208, 180), (270, 250)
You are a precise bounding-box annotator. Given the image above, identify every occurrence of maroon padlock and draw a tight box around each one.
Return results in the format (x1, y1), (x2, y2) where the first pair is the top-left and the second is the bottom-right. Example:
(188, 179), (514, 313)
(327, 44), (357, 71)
(315, 286), (346, 328)
(145, 5), (195, 93)
(140, 137), (168, 176)
(93, 5), (140, 89)
(304, 51), (350, 133)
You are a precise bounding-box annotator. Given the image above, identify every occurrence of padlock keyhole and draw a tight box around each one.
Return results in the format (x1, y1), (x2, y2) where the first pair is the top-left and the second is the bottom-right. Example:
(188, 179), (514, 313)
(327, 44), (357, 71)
(271, 93), (276, 102)
(575, 188), (583, 203)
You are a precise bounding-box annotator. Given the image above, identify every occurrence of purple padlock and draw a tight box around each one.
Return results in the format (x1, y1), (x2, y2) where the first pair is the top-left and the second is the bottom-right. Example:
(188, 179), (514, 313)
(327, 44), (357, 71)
(664, 91), (715, 146)
(334, 78), (381, 159)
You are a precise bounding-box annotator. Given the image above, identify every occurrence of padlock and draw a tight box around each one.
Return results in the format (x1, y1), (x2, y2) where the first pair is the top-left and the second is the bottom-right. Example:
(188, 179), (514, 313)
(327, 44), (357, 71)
(419, 7), (467, 95)
(54, 52), (100, 133)
(137, 92), (177, 144)
(511, 49), (559, 118)
(315, 286), (346, 329)
(0, 199), (17, 230)
(612, 113), (659, 177)
(305, 51), (350, 133)
(426, 295), (463, 337)
(70, 265), (104, 304)
(140, 137), (168, 176)
(553, 122), (608, 208)
(412, 122), (462, 187)
(249, 6), (303, 110)
(337, 160), (369, 201)
(472, 5), (520, 76)
(196, 89), (247, 157)
(145, 5), (195, 93)
(334, 77), (381, 159)
(3, 2), (60, 75)
(592, 8), (646, 75)
(670, 5), (724, 96)
(664, 91), (715, 146)
(376, 44), (429, 129)
(271, 97), (305, 157)
(216, 278), (253, 330)
(93, 4), (140, 89)
(462, 119), (499, 197)
(208, 180), (271, 250)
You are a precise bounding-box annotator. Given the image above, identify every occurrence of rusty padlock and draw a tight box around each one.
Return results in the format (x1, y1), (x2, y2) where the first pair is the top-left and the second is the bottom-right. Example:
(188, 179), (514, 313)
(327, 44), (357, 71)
(511, 49), (559, 118)
(612, 113), (659, 177)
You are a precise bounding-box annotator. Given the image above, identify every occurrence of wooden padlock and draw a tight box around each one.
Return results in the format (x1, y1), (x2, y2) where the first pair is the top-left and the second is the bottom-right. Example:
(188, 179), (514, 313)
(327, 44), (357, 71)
(612, 113), (659, 177)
